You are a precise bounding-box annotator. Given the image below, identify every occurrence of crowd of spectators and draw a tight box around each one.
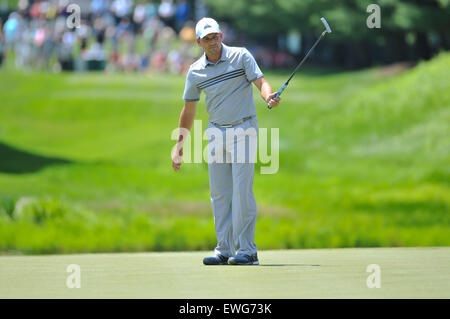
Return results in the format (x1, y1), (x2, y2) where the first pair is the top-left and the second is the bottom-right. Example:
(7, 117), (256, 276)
(0, 0), (207, 73)
(0, 0), (296, 73)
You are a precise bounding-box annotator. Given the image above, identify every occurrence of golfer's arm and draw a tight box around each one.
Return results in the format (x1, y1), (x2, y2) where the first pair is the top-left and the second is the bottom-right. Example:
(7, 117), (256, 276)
(177, 101), (197, 145)
(253, 77), (273, 103)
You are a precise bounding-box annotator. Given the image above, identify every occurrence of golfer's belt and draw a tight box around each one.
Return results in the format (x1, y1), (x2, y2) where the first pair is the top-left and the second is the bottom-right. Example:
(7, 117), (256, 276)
(212, 116), (252, 128)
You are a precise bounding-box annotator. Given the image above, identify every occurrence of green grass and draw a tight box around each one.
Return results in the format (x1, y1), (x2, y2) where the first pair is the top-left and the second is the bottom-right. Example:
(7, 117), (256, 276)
(0, 53), (449, 254)
(0, 247), (449, 298)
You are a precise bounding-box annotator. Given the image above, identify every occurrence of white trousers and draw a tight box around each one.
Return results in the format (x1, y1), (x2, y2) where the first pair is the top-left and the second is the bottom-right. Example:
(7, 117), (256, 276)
(206, 116), (258, 257)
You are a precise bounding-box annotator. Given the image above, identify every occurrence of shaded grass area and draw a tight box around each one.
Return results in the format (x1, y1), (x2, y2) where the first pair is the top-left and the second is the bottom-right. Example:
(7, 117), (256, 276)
(0, 142), (72, 174)
(0, 53), (449, 254)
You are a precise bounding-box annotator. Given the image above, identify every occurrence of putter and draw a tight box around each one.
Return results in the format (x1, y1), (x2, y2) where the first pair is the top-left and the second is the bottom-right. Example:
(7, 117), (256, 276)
(268, 17), (332, 109)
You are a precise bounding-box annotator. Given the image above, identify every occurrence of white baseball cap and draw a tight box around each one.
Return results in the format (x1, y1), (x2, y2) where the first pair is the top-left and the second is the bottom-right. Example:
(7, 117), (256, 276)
(195, 17), (221, 39)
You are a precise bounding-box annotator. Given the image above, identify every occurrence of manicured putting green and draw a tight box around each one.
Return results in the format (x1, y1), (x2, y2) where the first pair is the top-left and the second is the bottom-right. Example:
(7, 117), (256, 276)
(1, 247), (449, 298)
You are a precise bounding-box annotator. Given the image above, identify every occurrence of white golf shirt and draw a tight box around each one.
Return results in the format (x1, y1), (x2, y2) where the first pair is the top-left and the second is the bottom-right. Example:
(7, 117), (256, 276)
(182, 43), (264, 125)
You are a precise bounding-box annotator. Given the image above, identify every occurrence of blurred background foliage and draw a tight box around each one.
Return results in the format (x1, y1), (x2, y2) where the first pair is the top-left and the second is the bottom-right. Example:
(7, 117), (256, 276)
(206, 0), (450, 68)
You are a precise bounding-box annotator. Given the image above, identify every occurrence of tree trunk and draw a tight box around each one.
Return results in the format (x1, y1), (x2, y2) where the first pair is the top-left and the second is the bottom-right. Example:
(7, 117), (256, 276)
(439, 32), (450, 50)
(415, 32), (432, 60)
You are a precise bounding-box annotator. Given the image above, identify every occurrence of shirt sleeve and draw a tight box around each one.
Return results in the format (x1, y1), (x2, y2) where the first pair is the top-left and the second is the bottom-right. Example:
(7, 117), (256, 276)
(242, 48), (264, 82)
(182, 68), (201, 101)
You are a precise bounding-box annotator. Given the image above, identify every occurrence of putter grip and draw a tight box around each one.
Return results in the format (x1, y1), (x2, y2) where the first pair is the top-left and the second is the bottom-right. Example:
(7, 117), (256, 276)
(267, 82), (287, 109)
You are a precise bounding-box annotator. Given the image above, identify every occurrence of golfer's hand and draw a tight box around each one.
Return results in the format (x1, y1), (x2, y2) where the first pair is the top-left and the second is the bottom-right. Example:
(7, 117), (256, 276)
(266, 92), (281, 108)
(172, 147), (183, 171)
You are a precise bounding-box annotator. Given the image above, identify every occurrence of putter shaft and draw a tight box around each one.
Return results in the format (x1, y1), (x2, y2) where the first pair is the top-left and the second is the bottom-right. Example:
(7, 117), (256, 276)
(286, 31), (327, 85)
(268, 17), (331, 109)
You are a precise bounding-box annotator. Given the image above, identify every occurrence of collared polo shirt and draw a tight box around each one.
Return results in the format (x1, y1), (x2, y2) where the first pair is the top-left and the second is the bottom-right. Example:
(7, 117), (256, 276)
(182, 43), (264, 125)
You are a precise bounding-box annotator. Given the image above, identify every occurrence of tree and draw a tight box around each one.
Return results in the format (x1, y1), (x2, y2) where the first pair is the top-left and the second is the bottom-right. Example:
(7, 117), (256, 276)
(206, 0), (450, 67)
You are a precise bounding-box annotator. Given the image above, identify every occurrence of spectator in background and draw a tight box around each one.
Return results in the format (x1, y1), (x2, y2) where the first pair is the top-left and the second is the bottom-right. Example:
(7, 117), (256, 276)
(174, 0), (190, 32)
(194, 0), (208, 21)
(90, 0), (110, 19)
(17, 0), (29, 15)
(76, 19), (92, 48)
(111, 0), (133, 23)
(106, 40), (120, 72)
(178, 20), (200, 72)
(3, 12), (22, 53)
(133, 2), (146, 33)
(158, 0), (175, 29)
(75, 19), (91, 71)
(40, 20), (55, 69)
(44, 1), (58, 20)
(57, 30), (76, 71)
(121, 40), (140, 72)
(145, 0), (159, 21)
(84, 30), (107, 62)
(150, 49), (166, 72)
(54, 10), (67, 37)
(254, 46), (274, 69)
(0, 18), (4, 67)
(158, 24), (176, 52)
(116, 16), (132, 38)
(179, 21), (195, 42)
(220, 23), (236, 44)
(29, 0), (41, 19)
(167, 48), (183, 73)
(15, 18), (32, 69)
(142, 15), (163, 64)
(83, 30), (107, 71)
(92, 15), (105, 37)
(57, 0), (70, 20)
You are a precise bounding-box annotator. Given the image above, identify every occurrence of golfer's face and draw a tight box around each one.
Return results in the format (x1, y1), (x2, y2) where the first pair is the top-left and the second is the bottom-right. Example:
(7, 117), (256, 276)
(199, 32), (222, 55)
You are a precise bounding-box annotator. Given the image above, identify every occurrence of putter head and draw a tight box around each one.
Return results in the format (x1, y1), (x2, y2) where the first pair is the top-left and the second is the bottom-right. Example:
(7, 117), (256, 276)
(321, 17), (332, 33)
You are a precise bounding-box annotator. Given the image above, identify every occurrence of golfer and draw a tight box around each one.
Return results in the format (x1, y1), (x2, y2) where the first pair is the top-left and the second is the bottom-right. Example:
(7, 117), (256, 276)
(172, 18), (280, 265)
